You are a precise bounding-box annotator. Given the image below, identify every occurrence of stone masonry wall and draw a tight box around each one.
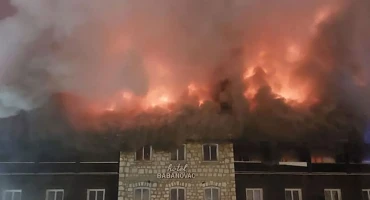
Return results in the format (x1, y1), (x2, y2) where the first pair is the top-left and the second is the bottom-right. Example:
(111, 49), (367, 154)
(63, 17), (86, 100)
(118, 143), (236, 200)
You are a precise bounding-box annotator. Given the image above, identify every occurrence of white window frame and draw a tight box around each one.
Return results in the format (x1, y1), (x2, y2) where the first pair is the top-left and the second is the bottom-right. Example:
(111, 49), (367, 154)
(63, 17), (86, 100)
(134, 187), (150, 200)
(324, 189), (342, 200)
(204, 187), (220, 200)
(171, 145), (186, 161)
(285, 188), (302, 200)
(202, 144), (219, 161)
(135, 146), (152, 161)
(363, 189), (370, 200)
(87, 189), (105, 200)
(170, 187), (186, 200)
(46, 189), (64, 200)
(246, 188), (263, 200)
(2, 190), (22, 200)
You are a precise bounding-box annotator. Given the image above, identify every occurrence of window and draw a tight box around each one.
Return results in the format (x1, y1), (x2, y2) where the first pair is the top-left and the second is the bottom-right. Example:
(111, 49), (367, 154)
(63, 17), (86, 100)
(285, 189), (302, 200)
(171, 145), (186, 161)
(136, 145), (152, 161)
(2, 190), (22, 200)
(311, 156), (336, 163)
(311, 151), (336, 163)
(87, 189), (105, 200)
(204, 187), (219, 200)
(203, 144), (218, 161)
(246, 188), (263, 200)
(363, 189), (370, 200)
(280, 153), (300, 162)
(46, 189), (64, 200)
(134, 188), (150, 200)
(170, 188), (185, 200)
(324, 189), (341, 200)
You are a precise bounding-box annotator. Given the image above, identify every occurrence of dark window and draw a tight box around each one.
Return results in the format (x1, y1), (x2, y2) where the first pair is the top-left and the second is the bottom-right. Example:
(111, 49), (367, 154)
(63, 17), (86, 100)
(136, 145), (151, 161)
(363, 190), (370, 200)
(170, 188), (185, 200)
(171, 145), (185, 161)
(246, 189), (263, 200)
(46, 190), (64, 200)
(134, 188), (150, 200)
(260, 142), (272, 161)
(3, 190), (22, 200)
(203, 144), (218, 161)
(285, 189), (301, 200)
(204, 188), (219, 200)
(324, 189), (341, 200)
(87, 189), (105, 200)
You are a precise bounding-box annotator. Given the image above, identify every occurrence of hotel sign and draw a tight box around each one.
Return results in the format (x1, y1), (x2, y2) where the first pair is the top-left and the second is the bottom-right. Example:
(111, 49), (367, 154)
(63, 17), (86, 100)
(157, 164), (195, 179)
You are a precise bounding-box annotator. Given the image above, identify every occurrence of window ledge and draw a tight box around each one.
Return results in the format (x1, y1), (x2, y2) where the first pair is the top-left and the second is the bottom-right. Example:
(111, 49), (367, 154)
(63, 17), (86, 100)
(134, 160), (153, 163)
(169, 160), (187, 163)
(279, 162), (307, 167)
(201, 161), (220, 164)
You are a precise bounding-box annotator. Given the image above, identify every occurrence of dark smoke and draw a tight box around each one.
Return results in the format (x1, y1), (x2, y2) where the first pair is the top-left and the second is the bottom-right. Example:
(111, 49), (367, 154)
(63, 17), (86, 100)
(0, 0), (369, 152)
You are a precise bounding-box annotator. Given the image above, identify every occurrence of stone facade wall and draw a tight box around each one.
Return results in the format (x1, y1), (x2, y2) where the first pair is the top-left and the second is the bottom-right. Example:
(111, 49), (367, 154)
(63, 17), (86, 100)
(118, 143), (236, 200)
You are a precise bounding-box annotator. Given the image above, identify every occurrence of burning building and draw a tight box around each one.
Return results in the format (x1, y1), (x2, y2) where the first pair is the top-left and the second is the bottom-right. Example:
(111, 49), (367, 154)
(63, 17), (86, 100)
(0, 0), (370, 199)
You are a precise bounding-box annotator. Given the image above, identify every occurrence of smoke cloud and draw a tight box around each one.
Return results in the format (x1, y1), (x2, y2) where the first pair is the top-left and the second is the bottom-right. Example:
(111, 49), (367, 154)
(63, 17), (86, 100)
(0, 0), (369, 150)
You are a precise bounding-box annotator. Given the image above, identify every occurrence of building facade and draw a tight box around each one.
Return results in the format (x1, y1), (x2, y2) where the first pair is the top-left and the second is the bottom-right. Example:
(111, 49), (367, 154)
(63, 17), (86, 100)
(233, 141), (370, 200)
(118, 143), (237, 200)
(0, 150), (119, 200)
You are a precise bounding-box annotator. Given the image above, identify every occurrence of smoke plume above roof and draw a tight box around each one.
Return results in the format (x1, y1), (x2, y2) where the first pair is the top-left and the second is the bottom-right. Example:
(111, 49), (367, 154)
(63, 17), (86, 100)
(0, 0), (369, 149)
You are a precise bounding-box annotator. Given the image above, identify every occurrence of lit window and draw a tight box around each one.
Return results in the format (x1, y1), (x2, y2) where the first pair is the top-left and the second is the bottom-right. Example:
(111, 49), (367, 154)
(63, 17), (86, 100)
(280, 150), (300, 162)
(246, 188), (263, 200)
(170, 188), (185, 200)
(311, 153), (335, 163)
(134, 188), (150, 200)
(204, 187), (219, 200)
(203, 144), (218, 161)
(363, 189), (370, 200)
(324, 189), (341, 200)
(285, 189), (302, 200)
(46, 189), (64, 200)
(171, 145), (186, 161)
(87, 189), (105, 200)
(136, 145), (152, 161)
(2, 190), (22, 200)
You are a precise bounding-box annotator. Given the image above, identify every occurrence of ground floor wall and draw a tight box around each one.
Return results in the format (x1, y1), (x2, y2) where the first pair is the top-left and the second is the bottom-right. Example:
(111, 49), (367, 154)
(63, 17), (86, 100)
(118, 180), (236, 200)
(0, 174), (118, 200)
(235, 173), (370, 200)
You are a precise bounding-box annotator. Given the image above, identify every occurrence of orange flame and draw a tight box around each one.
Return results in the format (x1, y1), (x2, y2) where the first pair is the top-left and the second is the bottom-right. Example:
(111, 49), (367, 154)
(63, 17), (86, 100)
(95, 5), (341, 116)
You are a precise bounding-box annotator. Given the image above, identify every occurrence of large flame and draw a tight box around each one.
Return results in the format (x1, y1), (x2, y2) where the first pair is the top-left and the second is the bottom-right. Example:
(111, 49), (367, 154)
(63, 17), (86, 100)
(93, 5), (339, 113)
(57, 2), (347, 131)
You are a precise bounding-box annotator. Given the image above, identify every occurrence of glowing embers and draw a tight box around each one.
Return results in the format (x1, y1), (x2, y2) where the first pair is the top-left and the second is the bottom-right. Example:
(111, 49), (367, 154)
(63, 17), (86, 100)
(187, 83), (208, 107)
(101, 81), (209, 114)
(242, 43), (311, 105)
(243, 64), (307, 104)
(143, 87), (172, 109)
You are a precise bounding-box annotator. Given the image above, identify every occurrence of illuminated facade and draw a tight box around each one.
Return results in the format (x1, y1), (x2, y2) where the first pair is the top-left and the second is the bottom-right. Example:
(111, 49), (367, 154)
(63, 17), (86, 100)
(118, 143), (237, 200)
